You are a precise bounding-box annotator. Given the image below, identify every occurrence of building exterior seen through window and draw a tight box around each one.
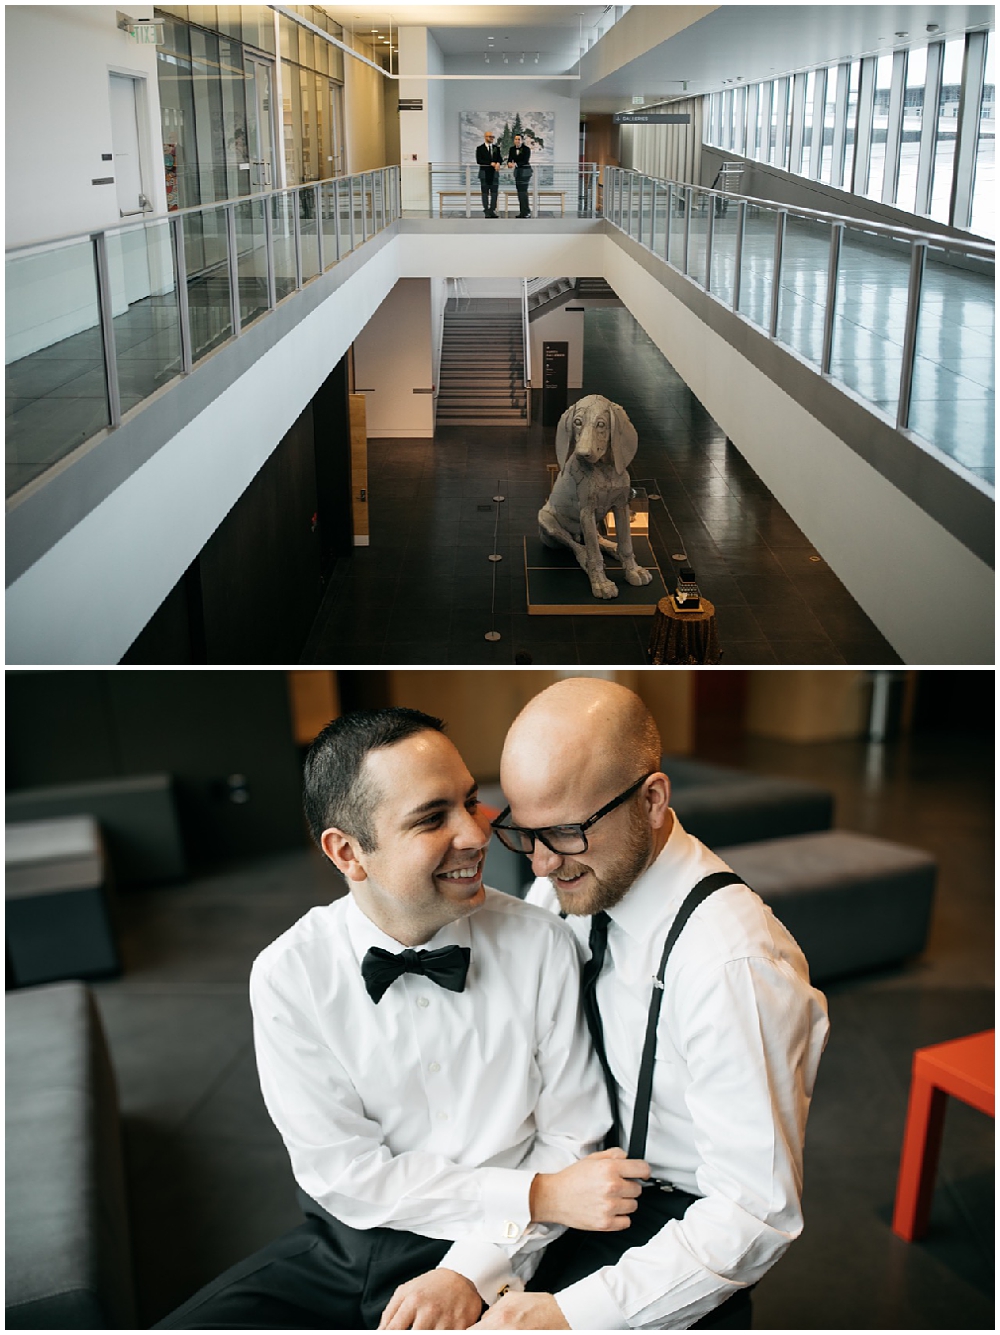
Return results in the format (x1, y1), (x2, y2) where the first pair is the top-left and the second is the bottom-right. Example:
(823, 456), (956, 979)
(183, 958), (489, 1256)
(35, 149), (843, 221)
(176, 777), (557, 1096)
(705, 27), (995, 238)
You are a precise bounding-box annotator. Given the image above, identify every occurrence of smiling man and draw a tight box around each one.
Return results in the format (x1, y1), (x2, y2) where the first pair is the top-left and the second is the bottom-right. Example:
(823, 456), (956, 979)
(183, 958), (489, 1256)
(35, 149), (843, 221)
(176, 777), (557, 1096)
(157, 707), (620, 1331)
(475, 678), (830, 1331)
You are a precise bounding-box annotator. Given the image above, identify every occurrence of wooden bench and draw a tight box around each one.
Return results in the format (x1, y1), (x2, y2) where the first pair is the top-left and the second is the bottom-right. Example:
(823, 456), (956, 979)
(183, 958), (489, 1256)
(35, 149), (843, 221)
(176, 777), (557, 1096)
(437, 190), (475, 216)
(502, 190), (565, 216)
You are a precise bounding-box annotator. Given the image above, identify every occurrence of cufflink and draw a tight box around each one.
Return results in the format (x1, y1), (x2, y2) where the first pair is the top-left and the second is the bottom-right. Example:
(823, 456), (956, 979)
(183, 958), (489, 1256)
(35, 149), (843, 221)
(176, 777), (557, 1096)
(497, 1285), (511, 1299)
(503, 1220), (519, 1240)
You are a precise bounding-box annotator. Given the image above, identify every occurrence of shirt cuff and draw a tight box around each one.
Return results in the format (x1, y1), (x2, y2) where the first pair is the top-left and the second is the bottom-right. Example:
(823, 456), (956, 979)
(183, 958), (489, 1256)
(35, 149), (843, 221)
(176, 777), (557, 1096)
(555, 1274), (629, 1330)
(438, 1240), (524, 1306)
(480, 1165), (534, 1247)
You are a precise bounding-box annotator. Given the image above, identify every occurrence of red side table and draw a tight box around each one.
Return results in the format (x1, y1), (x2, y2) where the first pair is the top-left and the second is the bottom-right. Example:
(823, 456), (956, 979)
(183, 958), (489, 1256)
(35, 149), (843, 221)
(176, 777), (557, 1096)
(891, 1029), (995, 1241)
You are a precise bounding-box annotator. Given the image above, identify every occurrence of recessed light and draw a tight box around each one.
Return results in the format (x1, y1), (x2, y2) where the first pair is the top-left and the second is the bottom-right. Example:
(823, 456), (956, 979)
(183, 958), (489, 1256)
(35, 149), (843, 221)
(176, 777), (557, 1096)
(926, 22), (940, 32)
(895, 30), (909, 38)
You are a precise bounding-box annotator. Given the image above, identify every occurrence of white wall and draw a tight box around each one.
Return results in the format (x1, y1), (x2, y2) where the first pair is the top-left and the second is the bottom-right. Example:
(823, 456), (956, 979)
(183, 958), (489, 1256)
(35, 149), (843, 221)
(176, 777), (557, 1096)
(6, 248), (400, 665)
(6, 6), (165, 248)
(602, 242), (994, 664)
(354, 278), (435, 437)
(438, 79), (580, 162)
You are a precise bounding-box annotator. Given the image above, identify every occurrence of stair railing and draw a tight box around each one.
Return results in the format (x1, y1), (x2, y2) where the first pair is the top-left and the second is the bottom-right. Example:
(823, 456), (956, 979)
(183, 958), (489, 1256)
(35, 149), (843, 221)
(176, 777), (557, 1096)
(522, 277), (532, 425)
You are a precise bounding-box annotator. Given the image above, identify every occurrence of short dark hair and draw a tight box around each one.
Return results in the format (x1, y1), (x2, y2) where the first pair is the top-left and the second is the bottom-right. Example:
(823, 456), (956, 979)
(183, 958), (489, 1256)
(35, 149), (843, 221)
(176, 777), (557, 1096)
(303, 707), (446, 852)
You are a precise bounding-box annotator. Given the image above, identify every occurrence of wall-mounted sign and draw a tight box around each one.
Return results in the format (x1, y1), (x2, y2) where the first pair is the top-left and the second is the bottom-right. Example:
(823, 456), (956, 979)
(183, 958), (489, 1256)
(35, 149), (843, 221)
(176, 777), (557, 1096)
(613, 112), (692, 125)
(117, 11), (164, 42)
(398, 99), (424, 112)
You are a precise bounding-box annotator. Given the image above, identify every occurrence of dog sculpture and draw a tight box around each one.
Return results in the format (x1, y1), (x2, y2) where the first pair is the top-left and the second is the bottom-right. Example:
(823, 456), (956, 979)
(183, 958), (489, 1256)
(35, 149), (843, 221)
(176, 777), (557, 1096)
(538, 394), (652, 600)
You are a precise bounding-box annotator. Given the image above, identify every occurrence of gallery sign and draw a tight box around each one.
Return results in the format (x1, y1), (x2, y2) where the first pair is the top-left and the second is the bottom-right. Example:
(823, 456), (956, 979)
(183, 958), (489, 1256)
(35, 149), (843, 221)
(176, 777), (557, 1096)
(613, 113), (692, 125)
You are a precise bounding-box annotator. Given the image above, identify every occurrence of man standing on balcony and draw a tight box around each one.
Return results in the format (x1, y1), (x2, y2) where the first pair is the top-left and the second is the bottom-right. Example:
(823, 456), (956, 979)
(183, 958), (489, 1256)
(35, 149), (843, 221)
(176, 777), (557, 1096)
(476, 129), (502, 217)
(507, 134), (533, 217)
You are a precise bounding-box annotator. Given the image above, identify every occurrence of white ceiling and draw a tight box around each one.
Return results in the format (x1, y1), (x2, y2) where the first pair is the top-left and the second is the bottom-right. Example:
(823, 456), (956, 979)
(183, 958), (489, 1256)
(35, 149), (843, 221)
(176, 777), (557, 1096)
(316, 4), (994, 103)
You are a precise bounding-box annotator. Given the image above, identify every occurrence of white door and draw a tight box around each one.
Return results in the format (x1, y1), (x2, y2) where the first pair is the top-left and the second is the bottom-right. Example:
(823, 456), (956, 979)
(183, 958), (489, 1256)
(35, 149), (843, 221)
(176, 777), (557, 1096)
(109, 73), (146, 215)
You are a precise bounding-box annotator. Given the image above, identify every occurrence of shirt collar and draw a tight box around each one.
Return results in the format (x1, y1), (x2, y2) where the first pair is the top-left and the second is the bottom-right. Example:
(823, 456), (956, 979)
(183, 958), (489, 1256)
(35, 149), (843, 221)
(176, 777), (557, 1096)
(345, 893), (473, 967)
(606, 811), (698, 942)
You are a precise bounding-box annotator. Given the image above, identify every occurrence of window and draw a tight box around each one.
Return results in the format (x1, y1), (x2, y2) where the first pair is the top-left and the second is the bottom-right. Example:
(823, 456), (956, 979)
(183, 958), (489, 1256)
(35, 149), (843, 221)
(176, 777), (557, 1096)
(896, 46), (927, 213)
(970, 29), (995, 237)
(929, 37), (965, 223)
(866, 53), (894, 199)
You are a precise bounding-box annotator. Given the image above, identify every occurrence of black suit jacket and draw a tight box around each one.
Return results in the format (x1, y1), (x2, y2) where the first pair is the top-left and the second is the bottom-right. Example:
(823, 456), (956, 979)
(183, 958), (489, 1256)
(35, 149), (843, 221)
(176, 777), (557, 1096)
(507, 144), (532, 168)
(476, 142), (502, 169)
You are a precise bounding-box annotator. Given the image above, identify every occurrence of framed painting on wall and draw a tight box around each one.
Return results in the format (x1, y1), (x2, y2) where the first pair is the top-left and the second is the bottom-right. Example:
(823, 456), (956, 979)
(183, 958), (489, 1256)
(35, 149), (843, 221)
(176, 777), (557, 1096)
(460, 110), (555, 163)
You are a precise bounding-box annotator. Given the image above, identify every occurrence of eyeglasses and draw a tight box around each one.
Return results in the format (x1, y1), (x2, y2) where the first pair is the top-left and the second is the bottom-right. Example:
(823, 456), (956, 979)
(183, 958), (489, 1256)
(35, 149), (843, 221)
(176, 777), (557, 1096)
(490, 772), (655, 856)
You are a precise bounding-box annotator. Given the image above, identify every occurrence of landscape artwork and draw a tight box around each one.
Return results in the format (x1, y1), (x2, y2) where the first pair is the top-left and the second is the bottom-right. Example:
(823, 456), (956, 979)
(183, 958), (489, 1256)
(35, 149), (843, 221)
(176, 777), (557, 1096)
(460, 110), (555, 163)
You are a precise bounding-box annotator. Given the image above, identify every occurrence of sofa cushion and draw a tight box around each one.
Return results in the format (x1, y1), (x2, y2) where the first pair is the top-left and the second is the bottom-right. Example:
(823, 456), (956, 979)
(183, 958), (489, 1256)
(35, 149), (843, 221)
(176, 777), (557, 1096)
(5, 982), (135, 1329)
(719, 830), (937, 983)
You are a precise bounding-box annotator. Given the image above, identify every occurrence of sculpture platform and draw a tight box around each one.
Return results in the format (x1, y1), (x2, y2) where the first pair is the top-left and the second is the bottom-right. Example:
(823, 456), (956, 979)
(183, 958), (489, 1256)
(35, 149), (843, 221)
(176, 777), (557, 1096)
(524, 535), (668, 615)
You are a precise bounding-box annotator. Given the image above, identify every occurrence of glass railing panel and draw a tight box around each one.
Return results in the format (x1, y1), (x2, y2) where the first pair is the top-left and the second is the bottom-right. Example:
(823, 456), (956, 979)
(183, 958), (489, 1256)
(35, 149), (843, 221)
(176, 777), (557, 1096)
(686, 190), (712, 282)
(650, 183), (667, 258)
(640, 178), (654, 246)
(773, 215), (830, 368)
(363, 173), (374, 237)
(106, 220), (182, 414)
(829, 225), (908, 420)
(738, 204), (779, 330)
(352, 176), (363, 245)
(371, 171), (384, 230)
(667, 187), (687, 268)
(334, 179), (354, 255)
(299, 187), (320, 282)
(908, 245), (995, 485)
(709, 195), (740, 305)
(271, 193), (297, 301)
(319, 181), (339, 266)
(5, 239), (110, 496)
(182, 205), (233, 361)
(234, 198), (269, 326)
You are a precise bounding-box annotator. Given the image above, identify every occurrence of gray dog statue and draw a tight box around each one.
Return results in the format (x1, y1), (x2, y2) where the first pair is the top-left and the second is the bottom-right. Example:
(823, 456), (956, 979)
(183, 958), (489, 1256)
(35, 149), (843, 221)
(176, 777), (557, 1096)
(538, 394), (652, 599)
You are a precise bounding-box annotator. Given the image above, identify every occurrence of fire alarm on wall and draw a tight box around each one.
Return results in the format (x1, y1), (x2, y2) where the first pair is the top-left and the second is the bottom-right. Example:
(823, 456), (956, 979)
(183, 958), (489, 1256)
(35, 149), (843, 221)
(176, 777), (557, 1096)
(411, 153), (418, 161)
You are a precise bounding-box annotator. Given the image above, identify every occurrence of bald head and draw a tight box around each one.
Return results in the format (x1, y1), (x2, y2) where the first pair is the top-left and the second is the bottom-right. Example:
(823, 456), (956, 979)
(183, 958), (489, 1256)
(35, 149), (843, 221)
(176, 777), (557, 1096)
(501, 678), (661, 817)
(501, 679), (670, 914)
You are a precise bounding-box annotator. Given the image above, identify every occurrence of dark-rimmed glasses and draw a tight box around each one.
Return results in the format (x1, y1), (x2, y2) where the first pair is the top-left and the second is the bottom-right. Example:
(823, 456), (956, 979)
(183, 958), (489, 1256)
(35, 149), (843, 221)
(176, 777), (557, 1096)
(490, 772), (655, 855)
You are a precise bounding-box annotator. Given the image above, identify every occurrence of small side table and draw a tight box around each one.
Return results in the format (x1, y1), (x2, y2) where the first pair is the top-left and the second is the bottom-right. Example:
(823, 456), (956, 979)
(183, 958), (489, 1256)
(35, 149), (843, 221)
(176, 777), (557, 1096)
(647, 597), (720, 664)
(891, 1029), (994, 1241)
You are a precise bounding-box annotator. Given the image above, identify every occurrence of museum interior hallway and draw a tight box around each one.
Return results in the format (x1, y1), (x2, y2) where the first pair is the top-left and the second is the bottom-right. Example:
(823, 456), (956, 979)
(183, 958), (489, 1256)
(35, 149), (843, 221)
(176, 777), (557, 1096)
(88, 719), (993, 1328)
(302, 305), (902, 665)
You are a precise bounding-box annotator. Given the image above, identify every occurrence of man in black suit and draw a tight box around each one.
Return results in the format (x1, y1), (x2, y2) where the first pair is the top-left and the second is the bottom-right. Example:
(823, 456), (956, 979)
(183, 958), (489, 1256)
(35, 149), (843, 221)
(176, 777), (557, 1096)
(507, 134), (533, 217)
(476, 130), (502, 217)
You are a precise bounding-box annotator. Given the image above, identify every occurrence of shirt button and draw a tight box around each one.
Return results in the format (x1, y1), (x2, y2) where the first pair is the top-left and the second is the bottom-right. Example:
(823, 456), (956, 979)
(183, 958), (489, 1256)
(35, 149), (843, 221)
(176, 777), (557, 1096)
(429, 1062), (441, 1073)
(417, 996), (430, 1008)
(437, 1110), (449, 1121)
(503, 1221), (519, 1240)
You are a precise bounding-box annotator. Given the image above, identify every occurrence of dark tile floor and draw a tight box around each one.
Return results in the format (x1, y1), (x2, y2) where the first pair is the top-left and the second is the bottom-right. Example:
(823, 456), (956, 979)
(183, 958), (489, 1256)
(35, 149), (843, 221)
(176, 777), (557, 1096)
(92, 723), (993, 1328)
(302, 306), (902, 666)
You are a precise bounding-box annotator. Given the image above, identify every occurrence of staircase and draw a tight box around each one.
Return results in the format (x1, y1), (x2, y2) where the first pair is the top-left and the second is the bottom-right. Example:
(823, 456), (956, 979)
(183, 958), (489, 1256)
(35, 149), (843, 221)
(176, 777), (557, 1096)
(436, 302), (528, 427)
(527, 276), (620, 318)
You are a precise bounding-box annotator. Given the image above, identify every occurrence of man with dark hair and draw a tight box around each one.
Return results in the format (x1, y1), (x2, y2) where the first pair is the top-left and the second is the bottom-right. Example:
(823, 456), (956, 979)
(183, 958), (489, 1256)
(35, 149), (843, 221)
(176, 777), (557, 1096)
(159, 707), (634, 1330)
(476, 678), (829, 1331)
(506, 133), (532, 217)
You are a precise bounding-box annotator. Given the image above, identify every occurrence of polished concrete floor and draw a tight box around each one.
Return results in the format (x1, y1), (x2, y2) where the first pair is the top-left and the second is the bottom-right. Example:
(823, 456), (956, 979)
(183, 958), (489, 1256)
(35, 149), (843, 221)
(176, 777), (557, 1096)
(91, 722), (993, 1328)
(303, 305), (902, 666)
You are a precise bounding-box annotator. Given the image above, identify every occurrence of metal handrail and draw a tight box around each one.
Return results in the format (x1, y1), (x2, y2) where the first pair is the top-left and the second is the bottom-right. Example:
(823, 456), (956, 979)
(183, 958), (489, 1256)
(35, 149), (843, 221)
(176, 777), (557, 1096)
(607, 166), (995, 259)
(5, 169), (379, 257)
(603, 165), (995, 452)
(521, 277), (532, 425)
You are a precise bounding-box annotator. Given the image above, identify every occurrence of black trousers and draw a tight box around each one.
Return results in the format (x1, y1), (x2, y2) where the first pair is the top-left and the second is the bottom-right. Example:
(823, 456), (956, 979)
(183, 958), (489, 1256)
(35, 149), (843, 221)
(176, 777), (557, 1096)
(154, 1194), (453, 1330)
(529, 1188), (753, 1329)
(513, 168), (532, 215)
(478, 166), (498, 214)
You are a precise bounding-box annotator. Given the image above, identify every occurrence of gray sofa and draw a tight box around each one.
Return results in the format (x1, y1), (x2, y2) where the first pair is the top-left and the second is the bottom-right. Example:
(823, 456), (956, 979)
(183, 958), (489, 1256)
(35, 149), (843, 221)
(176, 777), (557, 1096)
(664, 756), (835, 848)
(5, 982), (135, 1329)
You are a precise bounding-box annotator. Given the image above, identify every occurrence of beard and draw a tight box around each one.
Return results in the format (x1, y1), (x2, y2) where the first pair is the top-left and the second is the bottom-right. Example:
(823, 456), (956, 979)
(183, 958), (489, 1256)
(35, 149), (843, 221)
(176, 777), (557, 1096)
(550, 804), (655, 917)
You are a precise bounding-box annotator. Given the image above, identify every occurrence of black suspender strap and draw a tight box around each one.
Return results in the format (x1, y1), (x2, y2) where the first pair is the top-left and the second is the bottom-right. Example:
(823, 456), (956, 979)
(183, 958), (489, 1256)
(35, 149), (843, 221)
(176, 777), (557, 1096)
(626, 871), (743, 1162)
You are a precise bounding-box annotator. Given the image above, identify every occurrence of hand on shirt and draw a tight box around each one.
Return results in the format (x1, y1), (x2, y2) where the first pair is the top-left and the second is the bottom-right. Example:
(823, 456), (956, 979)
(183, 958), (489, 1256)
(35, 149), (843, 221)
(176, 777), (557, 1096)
(378, 1267), (484, 1330)
(470, 1291), (568, 1329)
(530, 1146), (649, 1230)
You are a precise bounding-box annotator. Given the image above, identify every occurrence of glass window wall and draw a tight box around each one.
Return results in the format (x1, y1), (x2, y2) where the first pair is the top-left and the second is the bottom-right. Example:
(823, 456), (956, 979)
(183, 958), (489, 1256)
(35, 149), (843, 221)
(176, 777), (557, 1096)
(702, 26), (995, 237)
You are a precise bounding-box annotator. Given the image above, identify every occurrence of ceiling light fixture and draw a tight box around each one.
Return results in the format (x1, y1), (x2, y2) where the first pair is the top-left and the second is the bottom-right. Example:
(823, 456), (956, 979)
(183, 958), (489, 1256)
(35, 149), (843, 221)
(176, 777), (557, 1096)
(520, 53), (524, 63)
(895, 30), (909, 38)
(503, 53), (508, 63)
(534, 52), (539, 63)
(926, 22), (939, 32)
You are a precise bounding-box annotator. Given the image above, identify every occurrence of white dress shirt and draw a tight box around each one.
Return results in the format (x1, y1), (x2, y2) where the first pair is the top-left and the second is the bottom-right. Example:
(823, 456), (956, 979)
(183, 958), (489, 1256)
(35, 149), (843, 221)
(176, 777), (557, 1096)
(527, 814), (830, 1329)
(250, 887), (609, 1303)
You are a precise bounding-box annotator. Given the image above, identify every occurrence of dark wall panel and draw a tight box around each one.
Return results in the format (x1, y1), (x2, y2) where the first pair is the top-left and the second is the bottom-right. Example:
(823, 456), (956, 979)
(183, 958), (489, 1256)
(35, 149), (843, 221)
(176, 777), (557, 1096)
(6, 671), (307, 863)
(199, 407), (323, 664)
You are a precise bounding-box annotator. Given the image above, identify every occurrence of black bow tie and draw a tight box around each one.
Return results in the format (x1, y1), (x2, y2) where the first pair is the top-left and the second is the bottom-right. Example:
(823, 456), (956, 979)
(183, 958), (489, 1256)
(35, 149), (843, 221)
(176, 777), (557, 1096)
(361, 944), (471, 1004)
